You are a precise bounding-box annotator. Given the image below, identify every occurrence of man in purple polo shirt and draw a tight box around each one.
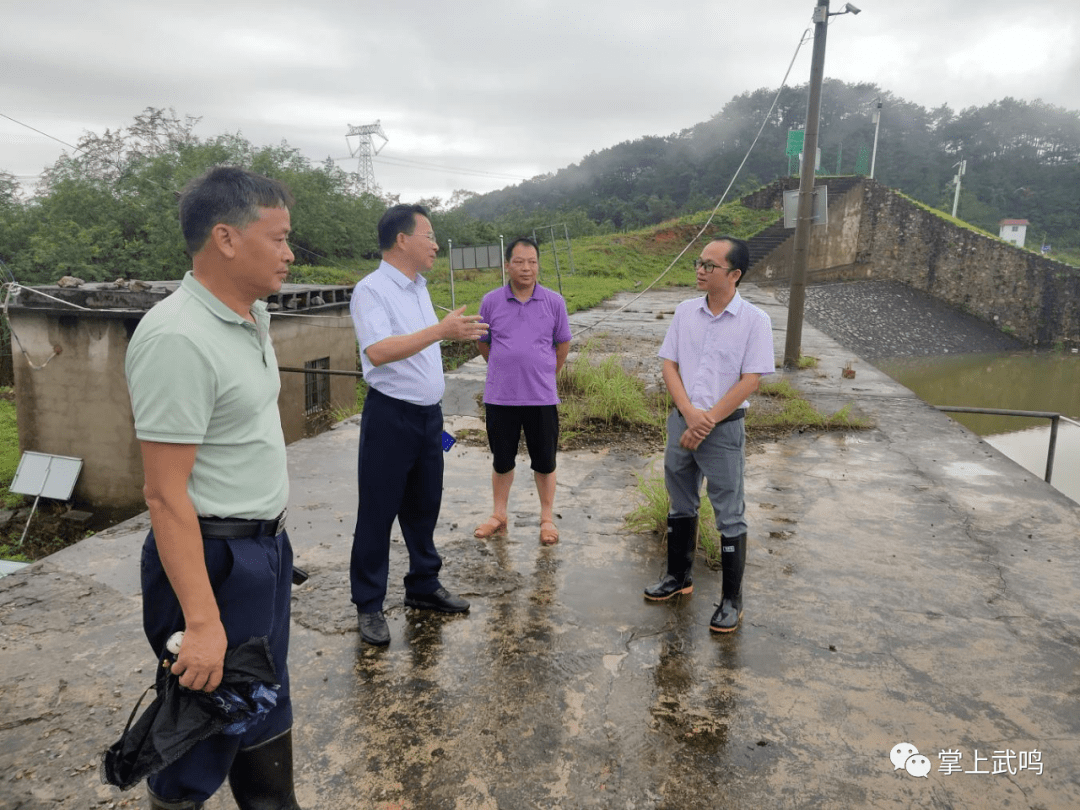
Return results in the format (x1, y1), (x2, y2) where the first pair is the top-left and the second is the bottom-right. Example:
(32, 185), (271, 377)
(647, 235), (774, 633)
(474, 237), (572, 545)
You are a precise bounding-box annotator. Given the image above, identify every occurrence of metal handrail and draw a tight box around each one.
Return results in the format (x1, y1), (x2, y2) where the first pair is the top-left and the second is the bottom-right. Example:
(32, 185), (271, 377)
(935, 406), (1079, 485)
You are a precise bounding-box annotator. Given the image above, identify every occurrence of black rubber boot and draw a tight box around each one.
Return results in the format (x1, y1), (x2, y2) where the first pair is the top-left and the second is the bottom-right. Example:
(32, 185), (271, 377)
(227, 729), (302, 810)
(644, 516), (697, 601)
(710, 533), (747, 632)
(147, 788), (203, 809)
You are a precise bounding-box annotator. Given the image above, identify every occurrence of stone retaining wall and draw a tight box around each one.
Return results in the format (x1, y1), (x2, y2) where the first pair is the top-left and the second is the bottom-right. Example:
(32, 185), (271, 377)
(859, 185), (1080, 349)
(745, 178), (1080, 349)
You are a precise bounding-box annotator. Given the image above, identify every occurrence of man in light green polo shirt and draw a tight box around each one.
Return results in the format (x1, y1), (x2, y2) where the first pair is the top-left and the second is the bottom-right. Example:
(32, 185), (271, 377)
(125, 166), (305, 810)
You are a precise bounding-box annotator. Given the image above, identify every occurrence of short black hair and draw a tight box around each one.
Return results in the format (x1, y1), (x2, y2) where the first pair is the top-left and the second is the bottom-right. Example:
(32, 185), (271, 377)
(712, 235), (749, 285)
(504, 236), (540, 263)
(378, 204), (430, 252)
(178, 166), (294, 255)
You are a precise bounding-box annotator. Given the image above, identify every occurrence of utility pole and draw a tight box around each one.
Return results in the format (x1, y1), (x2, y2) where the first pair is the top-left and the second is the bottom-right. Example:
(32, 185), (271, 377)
(951, 159), (966, 218)
(783, 0), (860, 369)
(869, 98), (882, 180)
(783, 0), (830, 369)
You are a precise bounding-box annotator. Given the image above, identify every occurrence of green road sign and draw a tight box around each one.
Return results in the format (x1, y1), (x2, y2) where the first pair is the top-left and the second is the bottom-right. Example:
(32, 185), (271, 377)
(786, 129), (805, 157)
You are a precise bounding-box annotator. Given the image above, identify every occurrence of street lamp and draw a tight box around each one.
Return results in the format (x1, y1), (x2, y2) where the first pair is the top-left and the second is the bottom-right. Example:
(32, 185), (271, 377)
(783, 0), (861, 369)
(870, 98), (882, 180)
(951, 159), (966, 218)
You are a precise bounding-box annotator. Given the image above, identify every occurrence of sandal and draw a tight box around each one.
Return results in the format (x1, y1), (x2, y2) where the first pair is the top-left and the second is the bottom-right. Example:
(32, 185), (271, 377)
(539, 521), (559, 546)
(474, 515), (508, 538)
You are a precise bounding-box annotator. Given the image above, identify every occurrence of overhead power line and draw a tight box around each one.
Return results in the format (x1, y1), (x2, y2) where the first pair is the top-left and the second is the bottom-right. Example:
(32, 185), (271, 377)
(333, 154), (525, 182)
(0, 111), (82, 153)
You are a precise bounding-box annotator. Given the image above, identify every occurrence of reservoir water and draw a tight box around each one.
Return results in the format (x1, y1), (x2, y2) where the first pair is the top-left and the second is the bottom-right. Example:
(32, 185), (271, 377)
(877, 351), (1080, 505)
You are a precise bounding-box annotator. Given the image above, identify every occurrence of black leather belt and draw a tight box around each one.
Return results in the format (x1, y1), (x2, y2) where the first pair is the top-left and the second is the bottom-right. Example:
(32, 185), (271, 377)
(719, 408), (746, 424)
(198, 510), (287, 539)
(676, 408), (745, 424)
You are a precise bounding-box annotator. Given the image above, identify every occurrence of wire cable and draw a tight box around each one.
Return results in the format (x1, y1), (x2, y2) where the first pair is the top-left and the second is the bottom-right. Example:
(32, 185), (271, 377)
(568, 23), (813, 339)
(2, 284), (61, 370)
(0, 111), (84, 153)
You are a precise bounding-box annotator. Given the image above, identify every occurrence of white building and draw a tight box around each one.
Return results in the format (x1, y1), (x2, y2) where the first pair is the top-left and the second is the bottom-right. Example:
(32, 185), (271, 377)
(999, 218), (1029, 248)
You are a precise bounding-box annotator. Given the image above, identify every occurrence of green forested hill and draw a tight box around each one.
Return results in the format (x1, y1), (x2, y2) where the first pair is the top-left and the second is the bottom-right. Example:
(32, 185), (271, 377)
(2, 87), (1079, 286)
(457, 80), (1080, 249)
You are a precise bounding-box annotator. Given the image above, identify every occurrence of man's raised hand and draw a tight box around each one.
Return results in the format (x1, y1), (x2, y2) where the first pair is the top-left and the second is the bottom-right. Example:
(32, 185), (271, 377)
(441, 305), (489, 341)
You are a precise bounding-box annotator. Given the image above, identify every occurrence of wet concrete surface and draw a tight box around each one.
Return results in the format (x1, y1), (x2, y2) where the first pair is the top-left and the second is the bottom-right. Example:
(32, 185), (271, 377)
(4, 284), (1080, 809)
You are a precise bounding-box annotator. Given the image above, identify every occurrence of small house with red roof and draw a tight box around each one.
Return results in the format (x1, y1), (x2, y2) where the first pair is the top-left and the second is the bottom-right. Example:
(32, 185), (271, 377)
(999, 219), (1029, 248)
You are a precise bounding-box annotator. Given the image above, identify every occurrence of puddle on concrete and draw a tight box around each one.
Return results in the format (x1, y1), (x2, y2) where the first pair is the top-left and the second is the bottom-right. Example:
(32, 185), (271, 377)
(291, 484), (779, 809)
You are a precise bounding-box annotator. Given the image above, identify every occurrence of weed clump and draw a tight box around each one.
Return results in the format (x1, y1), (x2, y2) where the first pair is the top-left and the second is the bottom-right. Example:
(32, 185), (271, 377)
(556, 342), (669, 448)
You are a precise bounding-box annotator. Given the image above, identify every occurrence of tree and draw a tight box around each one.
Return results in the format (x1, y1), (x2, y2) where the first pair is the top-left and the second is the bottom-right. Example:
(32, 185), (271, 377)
(1, 111), (386, 284)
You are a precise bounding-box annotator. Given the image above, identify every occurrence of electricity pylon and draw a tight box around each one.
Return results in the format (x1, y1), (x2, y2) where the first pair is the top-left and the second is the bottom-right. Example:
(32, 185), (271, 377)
(346, 120), (388, 193)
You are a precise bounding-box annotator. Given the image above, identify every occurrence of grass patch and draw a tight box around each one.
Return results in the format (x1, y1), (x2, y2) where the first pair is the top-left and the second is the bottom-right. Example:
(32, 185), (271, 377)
(747, 379), (872, 432)
(558, 344), (655, 425)
(0, 543), (31, 563)
(0, 389), (22, 510)
(797, 355), (819, 369)
(556, 342), (668, 448)
(331, 379), (368, 423)
(1051, 247), (1080, 268)
(625, 474), (724, 568)
(347, 200), (780, 318)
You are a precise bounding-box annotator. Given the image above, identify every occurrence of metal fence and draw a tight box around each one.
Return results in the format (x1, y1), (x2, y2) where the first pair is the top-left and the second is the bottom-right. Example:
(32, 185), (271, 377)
(935, 406), (1080, 485)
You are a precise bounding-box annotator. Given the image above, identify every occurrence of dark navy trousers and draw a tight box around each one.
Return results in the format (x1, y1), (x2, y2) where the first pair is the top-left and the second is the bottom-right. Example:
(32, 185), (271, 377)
(351, 386), (444, 612)
(141, 527), (294, 803)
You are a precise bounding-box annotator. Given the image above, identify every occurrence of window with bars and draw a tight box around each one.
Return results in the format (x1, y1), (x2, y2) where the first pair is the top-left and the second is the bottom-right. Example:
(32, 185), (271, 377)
(304, 357), (331, 414)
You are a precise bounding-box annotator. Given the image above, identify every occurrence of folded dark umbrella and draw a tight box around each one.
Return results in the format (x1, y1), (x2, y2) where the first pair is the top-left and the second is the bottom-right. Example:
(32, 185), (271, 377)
(101, 636), (280, 791)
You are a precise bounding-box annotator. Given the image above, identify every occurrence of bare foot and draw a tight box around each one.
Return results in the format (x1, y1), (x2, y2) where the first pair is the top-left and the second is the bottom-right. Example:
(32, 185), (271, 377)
(474, 515), (508, 538)
(539, 520), (559, 545)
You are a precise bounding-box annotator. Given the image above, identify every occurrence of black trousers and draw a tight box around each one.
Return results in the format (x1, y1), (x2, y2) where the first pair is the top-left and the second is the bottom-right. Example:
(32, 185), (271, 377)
(141, 527), (294, 802)
(350, 386), (444, 612)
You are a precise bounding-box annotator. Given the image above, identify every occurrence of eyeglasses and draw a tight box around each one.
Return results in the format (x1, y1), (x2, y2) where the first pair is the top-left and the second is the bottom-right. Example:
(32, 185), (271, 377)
(693, 259), (735, 273)
(414, 231), (437, 243)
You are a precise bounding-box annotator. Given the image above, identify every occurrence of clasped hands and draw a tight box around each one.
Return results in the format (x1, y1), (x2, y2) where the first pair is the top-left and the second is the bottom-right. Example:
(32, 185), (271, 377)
(442, 305), (489, 341)
(679, 407), (716, 451)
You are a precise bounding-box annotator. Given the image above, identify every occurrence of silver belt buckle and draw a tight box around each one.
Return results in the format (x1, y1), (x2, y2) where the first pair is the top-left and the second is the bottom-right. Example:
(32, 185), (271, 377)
(274, 509), (288, 535)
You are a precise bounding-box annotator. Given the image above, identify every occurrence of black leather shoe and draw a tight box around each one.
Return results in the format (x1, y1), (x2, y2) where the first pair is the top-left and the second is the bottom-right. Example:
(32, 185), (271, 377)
(404, 587), (470, 613)
(709, 596), (743, 633)
(644, 573), (693, 601)
(358, 610), (390, 645)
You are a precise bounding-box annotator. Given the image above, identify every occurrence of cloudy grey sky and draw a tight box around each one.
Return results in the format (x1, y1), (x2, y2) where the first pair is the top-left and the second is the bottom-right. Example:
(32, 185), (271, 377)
(3, 0), (1078, 202)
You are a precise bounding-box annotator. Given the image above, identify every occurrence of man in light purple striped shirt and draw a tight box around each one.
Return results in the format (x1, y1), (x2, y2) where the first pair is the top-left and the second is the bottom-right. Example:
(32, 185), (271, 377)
(646, 236), (774, 633)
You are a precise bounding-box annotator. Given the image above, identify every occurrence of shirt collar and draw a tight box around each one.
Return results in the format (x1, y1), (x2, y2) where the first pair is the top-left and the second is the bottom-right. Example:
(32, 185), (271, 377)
(378, 259), (427, 291)
(181, 271), (266, 327)
(697, 289), (743, 318)
(504, 281), (539, 301)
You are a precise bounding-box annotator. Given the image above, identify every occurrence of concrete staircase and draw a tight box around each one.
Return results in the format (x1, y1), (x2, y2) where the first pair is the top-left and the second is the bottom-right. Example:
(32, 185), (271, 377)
(746, 218), (788, 271)
(743, 176), (864, 279)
